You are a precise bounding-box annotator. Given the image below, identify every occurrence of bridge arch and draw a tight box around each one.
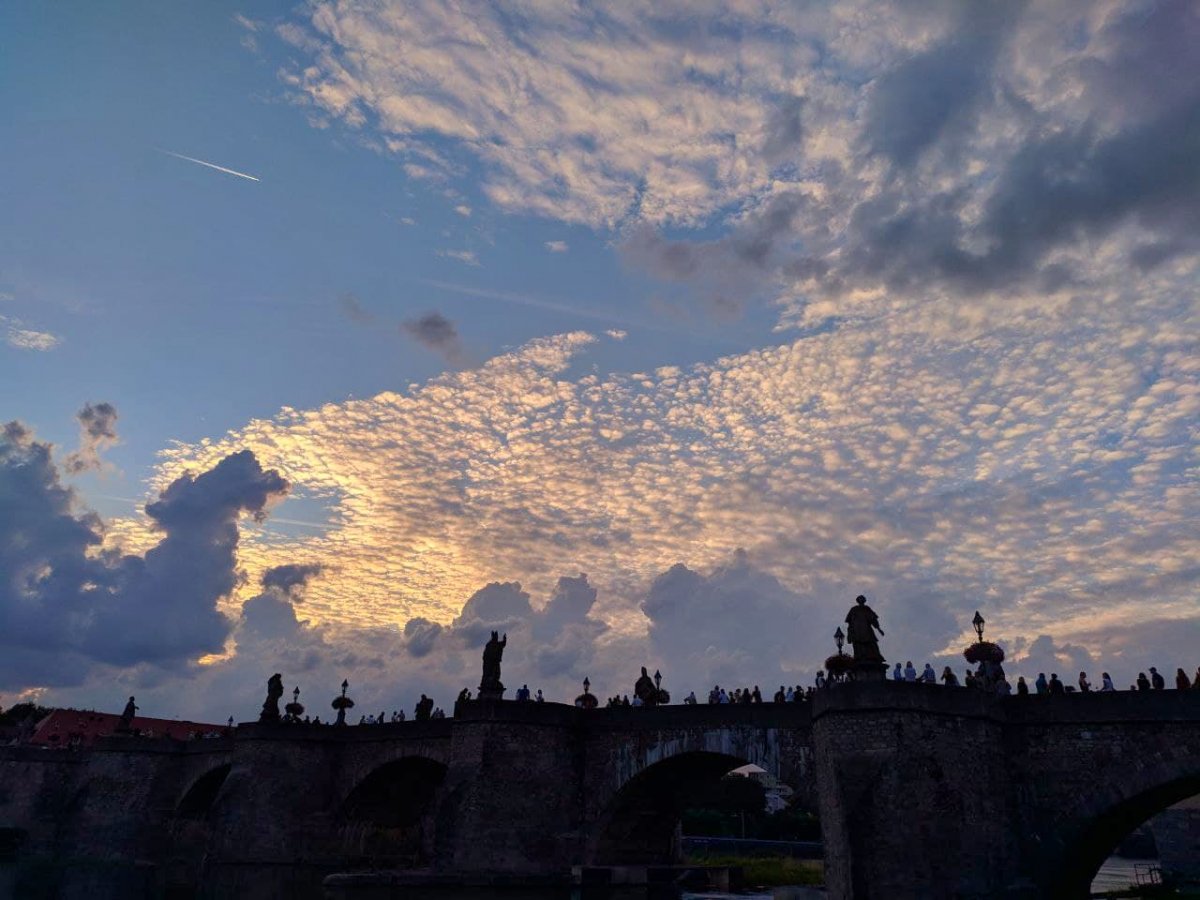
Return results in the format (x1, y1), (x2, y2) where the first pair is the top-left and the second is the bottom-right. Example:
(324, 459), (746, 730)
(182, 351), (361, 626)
(337, 754), (448, 868)
(1047, 748), (1200, 898)
(177, 762), (232, 818)
(589, 750), (756, 865)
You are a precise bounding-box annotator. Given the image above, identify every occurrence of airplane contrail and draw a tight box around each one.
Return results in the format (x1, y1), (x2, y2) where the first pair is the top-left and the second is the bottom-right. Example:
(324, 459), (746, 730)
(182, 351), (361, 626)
(157, 148), (260, 182)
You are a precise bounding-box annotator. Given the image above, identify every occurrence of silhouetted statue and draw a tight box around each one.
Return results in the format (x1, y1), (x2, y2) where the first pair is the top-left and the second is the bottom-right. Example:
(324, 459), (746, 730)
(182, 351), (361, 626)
(634, 666), (659, 707)
(260, 673), (284, 723)
(479, 631), (507, 698)
(845, 595), (885, 664)
(117, 696), (138, 733)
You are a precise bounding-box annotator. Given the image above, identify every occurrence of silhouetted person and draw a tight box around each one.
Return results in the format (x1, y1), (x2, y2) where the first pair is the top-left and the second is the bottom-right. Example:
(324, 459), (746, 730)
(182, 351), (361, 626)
(892, 662), (903, 681)
(1176, 668), (1190, 690)
(1035, 673), (1048, 694)
(1101, 672), (1115, 691)
(904, 661), (917, 682)
(415, 694), (433, 721)
(1150, 667), (1165, 690)
(1078, 672), (1090, 693)
(774, 686), (786, 703)
(117, 696), (138, 733)
(921, 663), (936, 684)
(1016, 676), (1029, 696)
(941, 667), (958, 687)
(1049, 673), (1064, 694)
(1136, 672), (1151, 691)
(751, 686), (762, 704)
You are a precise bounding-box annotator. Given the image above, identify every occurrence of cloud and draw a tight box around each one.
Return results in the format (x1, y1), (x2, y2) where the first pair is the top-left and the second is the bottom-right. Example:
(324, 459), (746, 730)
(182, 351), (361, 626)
(454, 204), (472, 218)
(64, 402), (119, 474)
(0, 420), (289, 690)
(271, 0), (1200, 321)
(437, 249), (479, 266)
(5, 325), (60, 351)
(545, 241), (569, 253)
(339, 293), (374, 324)
(134, 298), (1197, 711)
(400, 311), (466, 365)
(241, 564), (323, 640)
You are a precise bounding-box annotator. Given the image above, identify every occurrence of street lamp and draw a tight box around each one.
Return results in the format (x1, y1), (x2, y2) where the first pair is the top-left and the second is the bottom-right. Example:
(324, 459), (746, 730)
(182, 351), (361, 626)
(834, 626), (845, 655)
(972, 611), (985, 643)
(582, 677), (591, 694)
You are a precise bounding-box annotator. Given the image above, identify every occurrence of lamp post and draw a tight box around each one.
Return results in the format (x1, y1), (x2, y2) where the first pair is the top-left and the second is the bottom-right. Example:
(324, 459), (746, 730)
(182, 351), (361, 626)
(331, 679), (354, 726)
(834, 626), (845, 655)
(576, 676), (597, 709)
(973, 611), (985, 643)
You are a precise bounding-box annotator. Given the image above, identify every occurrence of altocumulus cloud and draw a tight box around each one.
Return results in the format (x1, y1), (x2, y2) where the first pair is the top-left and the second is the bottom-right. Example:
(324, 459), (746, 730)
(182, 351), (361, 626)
(140, 291), (1198, 709)
(277, 0), (1200, 319)
(0, 420), (288, 690)
(21, 0), (1200, 717)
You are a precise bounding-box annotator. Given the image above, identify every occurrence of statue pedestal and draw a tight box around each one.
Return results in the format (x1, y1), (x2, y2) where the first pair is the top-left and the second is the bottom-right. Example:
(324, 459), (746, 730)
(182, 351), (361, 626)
(852, 661), (888, 682)
(477, 686), (505, 702)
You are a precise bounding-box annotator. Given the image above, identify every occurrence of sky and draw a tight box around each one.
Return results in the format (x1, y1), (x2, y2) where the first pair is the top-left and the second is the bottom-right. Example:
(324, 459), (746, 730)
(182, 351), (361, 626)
(1, 0), (1197, 722)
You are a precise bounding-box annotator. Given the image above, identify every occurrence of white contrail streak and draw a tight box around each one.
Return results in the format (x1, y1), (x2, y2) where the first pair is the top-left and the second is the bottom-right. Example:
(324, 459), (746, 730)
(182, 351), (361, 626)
(158, 148), (260, 182)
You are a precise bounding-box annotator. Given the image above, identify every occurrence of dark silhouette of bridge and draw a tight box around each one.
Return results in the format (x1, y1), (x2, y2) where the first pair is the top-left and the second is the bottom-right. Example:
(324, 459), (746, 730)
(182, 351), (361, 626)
(0, 682), (1197, 898)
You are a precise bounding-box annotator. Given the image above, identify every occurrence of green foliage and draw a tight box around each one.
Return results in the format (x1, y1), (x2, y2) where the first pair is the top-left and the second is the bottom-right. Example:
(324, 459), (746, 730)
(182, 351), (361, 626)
(681, 773), (821, 841)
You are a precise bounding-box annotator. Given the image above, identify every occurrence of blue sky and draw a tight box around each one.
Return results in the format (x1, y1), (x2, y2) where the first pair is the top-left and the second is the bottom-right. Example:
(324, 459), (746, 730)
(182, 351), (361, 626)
(2, 0), (1197, 721)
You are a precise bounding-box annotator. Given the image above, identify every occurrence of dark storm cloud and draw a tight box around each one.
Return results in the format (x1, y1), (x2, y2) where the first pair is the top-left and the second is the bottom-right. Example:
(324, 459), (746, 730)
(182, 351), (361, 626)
(616, 0), (1200, 308)
(402, 617), (443, 657)
(639, 551), (829, 688)
(241, 563), (325, 639)
(0, 421), (289, 689)
(261, 562), (325, 595)
(64, 401), (119, 474)
(846, 97), (1200, 294)
(401, 574), (606, 679)
(401, 311), (466, 364)
(861, 3), (1023, 169)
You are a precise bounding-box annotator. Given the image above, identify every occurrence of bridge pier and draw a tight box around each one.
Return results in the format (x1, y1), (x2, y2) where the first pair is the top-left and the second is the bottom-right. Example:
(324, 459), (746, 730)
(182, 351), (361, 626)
(436, 701), (584, 874)
(811, 682), (1027, 900)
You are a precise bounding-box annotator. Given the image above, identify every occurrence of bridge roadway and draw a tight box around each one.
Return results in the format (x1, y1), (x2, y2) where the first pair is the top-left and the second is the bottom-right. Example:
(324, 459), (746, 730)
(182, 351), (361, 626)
(0, 681), (1197, 899)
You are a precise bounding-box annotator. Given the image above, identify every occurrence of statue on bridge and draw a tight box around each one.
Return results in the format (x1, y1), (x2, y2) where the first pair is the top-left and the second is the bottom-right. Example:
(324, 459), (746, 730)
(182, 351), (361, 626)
(634, 667), (669, 706)
(260, 673), (284, 724)
(479, 631), (507, 700)
(845, 595), (886, 674)
(116, 696), (138, 733)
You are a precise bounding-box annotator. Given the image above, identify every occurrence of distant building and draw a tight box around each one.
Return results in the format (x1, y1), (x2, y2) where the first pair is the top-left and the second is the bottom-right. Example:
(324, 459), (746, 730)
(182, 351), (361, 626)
(29, 709), (224, 747)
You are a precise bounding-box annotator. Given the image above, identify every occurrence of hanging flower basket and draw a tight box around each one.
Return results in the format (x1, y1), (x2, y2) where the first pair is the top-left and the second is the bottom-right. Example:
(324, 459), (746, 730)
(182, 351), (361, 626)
(575, 692), (598, 709)
(824, 653), (855, 675)
(284, 702), (305, 719)
(963, 641), (1005, 665)
(331, 696), (355, 711)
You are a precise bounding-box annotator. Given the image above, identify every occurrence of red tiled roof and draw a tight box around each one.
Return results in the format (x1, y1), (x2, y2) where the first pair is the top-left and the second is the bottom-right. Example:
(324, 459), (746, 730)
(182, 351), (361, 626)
(30, 708), (224, 746)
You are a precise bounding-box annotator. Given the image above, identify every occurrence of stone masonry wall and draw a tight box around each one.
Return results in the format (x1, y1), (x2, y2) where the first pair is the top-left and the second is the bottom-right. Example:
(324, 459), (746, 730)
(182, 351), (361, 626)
(812, 682), (1018, 900)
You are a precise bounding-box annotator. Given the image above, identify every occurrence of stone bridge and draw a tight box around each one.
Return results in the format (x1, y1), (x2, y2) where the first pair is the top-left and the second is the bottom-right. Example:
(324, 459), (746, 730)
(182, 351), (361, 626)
(0, 683), (1197, 899)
